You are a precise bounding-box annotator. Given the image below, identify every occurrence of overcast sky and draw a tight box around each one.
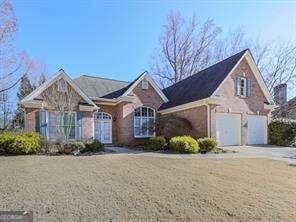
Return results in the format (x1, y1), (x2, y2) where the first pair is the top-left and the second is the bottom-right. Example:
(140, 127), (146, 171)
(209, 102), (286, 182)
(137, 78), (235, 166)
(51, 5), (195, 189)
(14, 0), (296, 82)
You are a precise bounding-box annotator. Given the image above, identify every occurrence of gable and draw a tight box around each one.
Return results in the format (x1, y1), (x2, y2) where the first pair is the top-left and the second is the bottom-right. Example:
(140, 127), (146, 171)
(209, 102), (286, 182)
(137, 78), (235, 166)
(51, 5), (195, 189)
(159, 49), (274, 111)
(211, 51), (273, 104)
(21, 69), (98, 109)
(122, 71), (168, 102)
(131, 80), (164, 110)
(159, 49), (248, 110)
(214, 57), (269, 113)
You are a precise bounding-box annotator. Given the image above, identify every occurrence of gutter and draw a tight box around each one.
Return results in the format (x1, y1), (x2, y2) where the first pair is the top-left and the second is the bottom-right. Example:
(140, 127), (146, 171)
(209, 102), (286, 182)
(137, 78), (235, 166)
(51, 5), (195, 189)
(159, 97), (220, 115)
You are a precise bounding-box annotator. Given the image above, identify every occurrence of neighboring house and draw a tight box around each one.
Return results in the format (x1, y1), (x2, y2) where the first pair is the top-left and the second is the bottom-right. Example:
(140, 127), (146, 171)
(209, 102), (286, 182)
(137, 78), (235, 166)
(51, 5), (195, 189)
(272, 83), (296, 120)
(21, 49), (275, 146)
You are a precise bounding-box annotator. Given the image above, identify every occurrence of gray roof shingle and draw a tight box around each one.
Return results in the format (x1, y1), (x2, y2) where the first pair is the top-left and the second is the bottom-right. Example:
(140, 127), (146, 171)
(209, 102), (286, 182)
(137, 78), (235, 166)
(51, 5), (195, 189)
(74, 75), (130, 99)
(159, 49), (248, 110)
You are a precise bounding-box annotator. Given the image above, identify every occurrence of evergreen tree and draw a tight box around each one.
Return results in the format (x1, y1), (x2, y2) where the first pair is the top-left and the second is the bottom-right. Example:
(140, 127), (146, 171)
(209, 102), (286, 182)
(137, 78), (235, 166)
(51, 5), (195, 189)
(13, 75), (34, 128)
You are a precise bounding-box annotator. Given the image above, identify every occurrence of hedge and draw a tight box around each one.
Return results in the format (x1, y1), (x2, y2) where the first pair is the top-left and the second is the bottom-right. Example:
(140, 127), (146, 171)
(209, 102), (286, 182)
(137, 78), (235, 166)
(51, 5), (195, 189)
(268, 120), (296, 146)
(80, 139), (104, 153)
(148, 136), (166, 150)
(169, 136), (199, 153)
(0, 132), (41, 155)
(198, 137), (217, 153)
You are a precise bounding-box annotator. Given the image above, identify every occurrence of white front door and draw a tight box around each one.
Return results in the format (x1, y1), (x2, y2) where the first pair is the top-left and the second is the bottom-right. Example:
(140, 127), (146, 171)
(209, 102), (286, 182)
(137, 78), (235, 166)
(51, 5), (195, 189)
(247, 115), (267, 145)
(216, 113), (241, 146)
(94, 112), (112, 144)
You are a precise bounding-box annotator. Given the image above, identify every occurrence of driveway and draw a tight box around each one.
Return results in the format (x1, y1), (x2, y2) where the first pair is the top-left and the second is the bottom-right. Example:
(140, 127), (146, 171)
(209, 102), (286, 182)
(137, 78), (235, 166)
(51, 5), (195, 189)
(106, 145), (296, 163)
(223, 145), (296, 163)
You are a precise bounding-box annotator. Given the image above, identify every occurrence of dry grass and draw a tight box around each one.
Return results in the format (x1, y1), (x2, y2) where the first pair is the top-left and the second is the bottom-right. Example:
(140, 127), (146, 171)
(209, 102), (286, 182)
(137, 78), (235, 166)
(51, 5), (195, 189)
(0, 155), (296, 221)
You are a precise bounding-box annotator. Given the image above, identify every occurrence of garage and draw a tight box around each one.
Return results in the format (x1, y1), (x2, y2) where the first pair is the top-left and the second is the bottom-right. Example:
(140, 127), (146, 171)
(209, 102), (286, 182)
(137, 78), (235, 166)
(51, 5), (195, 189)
(216, 113), (241, 146)
(247, 115), (267, 145)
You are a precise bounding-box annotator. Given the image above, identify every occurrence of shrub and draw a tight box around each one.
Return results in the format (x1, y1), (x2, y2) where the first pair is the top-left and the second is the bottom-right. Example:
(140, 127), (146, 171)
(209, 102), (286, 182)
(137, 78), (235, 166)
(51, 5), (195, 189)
(81, 139), (104, 153)
(268, 120), (296, 146)
(0, 132), (41, 155)
(198, 137), (217, 153)
(148, 136), (166, 150)
(58, 141), (86, 154)
(169, 136), (199, 153)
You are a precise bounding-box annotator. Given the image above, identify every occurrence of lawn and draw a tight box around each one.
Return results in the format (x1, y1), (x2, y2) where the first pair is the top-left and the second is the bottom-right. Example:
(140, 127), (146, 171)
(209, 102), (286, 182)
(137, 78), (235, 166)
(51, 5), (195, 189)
(0, 155), (296, 221)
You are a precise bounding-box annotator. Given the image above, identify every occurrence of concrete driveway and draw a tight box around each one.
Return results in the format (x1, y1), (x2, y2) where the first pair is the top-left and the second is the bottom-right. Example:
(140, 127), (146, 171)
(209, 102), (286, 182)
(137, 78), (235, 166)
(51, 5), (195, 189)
(222, 145), (296, 163)
(106, 145), (296, 163)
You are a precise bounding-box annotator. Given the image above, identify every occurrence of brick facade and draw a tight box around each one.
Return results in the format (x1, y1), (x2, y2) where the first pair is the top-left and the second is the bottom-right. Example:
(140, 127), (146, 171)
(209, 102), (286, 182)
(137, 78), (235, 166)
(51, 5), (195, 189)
(161, 106), (208, 139)
(24, 108), (39, 132)
(81, 111), (94, 140)
(116, 81), (164, 145)
(211, 58), (270, 144)
(24, 80), (165, 145)
(24, 56), (271, 146)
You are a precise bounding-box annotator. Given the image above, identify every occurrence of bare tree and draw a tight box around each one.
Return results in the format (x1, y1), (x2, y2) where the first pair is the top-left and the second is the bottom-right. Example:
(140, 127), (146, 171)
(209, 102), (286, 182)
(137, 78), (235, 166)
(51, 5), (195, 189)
(210, 29), (296, 94)
(261, 42), (296, 92)
(0, 0), (21, 93)
(151, 11), (221, 87)
(42, 80), (80, 142)
(213, 28), (249, 62)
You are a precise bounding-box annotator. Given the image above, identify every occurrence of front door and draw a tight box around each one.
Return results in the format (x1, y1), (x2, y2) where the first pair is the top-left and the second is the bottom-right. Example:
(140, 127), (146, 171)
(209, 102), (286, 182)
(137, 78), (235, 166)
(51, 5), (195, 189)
(94, 112), (112, 144)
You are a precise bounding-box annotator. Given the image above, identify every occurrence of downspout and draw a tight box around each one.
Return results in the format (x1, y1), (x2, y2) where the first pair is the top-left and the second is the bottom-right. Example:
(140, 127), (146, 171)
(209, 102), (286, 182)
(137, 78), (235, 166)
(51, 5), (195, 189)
(206, 104), (211, 137)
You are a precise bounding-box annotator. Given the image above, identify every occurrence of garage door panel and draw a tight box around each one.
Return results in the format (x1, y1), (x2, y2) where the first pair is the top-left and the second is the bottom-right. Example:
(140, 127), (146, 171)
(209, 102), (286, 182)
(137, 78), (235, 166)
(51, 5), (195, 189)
(216, 113), (241, 146)
(247, 115), (267, 145)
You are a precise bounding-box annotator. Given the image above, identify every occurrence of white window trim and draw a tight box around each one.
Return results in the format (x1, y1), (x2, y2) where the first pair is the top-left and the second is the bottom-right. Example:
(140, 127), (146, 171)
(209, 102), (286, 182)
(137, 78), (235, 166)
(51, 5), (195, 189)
(134, 106), (156, 138)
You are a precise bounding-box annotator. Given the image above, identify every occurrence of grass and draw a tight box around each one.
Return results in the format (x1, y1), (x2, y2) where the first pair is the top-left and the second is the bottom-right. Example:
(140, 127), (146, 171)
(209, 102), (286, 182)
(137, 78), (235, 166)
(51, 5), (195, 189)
(0, 155), (295, 221)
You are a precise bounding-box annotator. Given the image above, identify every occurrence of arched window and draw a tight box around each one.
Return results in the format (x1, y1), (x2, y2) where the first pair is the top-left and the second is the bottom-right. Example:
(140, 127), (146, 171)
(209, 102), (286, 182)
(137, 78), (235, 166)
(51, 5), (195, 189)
(94, 112), (112, 120)
(134, 106), (155, 138)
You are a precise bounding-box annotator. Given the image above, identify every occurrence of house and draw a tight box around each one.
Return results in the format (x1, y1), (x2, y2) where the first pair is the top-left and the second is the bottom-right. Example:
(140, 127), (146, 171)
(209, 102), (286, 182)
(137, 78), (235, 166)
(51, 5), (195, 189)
(272, 83), (296, 120)
(21, 49), (275, 146)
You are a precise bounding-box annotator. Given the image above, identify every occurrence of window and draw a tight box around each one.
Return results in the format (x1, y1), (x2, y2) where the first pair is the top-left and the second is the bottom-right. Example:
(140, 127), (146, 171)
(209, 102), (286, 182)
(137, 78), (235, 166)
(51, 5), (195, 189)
(238, 77), (247, 97)
(134, 107), (155, 137)
(94, 112), (112, 120)
(57, 79), (68, 92)
(141, 78), (149, 90)
(48, 112), (75, 140)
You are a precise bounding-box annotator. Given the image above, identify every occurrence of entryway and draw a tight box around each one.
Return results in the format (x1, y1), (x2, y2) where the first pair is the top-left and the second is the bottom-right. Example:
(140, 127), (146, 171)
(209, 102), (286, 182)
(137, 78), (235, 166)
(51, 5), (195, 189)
(94, 112), (112, 144)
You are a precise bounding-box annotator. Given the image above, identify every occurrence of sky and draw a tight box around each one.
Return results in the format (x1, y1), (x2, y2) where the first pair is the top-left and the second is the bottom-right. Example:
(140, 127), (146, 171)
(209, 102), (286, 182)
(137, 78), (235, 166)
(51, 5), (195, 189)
(13, 0), (296, 83)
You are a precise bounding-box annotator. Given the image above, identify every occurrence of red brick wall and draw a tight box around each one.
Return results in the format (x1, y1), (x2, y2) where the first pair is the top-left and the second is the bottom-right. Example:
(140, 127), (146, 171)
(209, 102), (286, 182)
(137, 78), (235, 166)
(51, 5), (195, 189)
(24, 108), (39, 132)
(81, 111), (94, 140)
(161, 105), (208, 138)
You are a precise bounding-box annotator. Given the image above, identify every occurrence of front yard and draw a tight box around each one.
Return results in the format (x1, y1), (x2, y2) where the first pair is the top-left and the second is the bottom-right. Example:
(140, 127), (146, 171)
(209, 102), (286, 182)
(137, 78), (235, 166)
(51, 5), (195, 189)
(1, 155), (296, 221)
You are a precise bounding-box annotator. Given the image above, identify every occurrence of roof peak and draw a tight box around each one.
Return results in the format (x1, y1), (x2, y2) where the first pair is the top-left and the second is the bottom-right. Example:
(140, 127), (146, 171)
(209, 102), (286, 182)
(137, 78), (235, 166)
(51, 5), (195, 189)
(163, 48), (249, 91)
(78, 74), (130, 83)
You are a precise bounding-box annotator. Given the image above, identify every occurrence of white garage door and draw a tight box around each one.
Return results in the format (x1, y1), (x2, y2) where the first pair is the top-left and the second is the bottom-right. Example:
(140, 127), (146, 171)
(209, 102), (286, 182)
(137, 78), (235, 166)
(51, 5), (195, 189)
(216, 113), (241, 146)
(247, 115), (267, 145)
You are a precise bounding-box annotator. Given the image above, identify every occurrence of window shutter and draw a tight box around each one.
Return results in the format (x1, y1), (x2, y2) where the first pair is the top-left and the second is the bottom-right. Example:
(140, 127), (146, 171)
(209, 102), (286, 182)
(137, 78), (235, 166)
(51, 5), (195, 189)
(39, 110), (47, 138)
(236, 76), (241, 95)
(76, 112), (83, 140)
(247, 79), (253, 97)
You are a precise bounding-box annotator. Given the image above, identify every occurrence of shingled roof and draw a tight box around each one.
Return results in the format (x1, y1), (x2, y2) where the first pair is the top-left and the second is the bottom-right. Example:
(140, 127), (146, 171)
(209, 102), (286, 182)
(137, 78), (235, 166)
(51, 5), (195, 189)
(159, 49), (249, 110)
(101, 72), (146, 99)
(74, 75), (130, 99)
